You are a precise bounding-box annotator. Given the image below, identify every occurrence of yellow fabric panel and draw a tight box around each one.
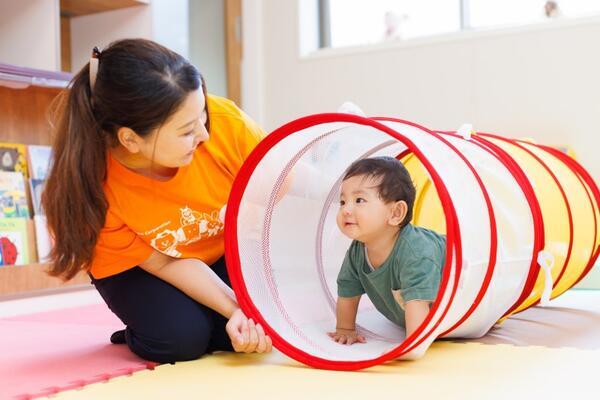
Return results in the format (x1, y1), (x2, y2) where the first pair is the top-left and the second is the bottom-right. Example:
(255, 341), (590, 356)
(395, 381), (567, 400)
(401, 153), (445, 234)
(484, 138), (570, 315)
(519, 142), (596, 299)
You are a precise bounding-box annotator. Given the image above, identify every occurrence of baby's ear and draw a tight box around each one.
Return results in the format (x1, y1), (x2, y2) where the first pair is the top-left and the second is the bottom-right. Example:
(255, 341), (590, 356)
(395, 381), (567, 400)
(389, 200), (408, 226)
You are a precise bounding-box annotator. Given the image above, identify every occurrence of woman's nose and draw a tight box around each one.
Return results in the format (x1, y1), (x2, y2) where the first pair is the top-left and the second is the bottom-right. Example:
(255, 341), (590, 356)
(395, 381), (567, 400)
(196, 124), (209, 142)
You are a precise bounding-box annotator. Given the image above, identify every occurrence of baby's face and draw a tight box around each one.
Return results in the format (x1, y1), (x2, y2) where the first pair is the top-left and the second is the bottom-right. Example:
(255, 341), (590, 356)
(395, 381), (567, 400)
(337, 175), (396, 243)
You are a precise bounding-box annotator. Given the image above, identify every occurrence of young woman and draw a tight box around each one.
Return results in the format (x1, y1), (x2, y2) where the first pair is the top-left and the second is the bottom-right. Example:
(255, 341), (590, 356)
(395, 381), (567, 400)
(43, 38), (272, 363)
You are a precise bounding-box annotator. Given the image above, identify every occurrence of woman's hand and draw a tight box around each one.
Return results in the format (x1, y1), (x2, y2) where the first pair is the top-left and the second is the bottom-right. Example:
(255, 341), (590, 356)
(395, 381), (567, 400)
(327, 327), (366, 345)
(226, 308), (273, 353)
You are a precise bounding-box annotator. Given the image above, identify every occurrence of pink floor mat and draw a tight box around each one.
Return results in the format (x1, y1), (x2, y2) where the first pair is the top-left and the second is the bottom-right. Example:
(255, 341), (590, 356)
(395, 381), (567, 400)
(0, 303), (157, 400)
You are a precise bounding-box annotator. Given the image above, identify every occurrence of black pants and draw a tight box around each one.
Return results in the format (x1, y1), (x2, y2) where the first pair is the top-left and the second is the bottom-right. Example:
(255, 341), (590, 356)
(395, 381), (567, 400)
(91, 257), (233, 363)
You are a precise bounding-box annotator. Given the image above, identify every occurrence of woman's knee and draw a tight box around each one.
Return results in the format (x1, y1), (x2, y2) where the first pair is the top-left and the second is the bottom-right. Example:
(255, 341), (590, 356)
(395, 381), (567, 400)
(128, 318), (214, 363)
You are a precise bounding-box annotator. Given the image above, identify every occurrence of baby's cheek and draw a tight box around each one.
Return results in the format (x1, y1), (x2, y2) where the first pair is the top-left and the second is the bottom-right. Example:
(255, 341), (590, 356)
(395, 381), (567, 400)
(335, 214), (344, 229)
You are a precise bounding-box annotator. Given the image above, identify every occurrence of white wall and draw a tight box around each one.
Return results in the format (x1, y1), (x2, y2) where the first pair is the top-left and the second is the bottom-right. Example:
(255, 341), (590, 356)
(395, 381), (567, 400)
(243, 1), (600, 180)
(189, 0), (227, 97)
(70, 6), (153, 72)
(0, 0), (60, 70)
(152, 0), (189, 59)
(241, 0), (264, 121)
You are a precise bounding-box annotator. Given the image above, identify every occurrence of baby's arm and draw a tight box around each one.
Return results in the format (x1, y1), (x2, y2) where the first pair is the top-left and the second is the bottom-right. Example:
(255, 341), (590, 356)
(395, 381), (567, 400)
(327, 295), (366, 345)
(404, 300), (431, 338)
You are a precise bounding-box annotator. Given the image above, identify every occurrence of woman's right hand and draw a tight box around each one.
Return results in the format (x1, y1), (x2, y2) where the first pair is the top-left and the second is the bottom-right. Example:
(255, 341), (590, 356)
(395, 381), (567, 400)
(226, 308), (273, 353)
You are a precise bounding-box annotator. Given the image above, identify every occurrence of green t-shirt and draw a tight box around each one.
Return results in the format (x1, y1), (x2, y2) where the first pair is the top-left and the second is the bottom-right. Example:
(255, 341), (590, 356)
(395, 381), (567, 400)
(337, 223), (446, 328)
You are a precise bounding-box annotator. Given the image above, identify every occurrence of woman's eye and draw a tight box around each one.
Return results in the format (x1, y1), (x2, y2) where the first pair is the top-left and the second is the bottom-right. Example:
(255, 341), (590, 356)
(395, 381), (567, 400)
(183, 130), (194, 137)
(356, 198), (365, 203)
(339, 200), (345, 206)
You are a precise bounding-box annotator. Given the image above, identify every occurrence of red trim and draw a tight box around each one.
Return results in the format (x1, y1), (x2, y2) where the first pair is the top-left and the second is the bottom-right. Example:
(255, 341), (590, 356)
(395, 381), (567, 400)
(533, 144), (600, 289)
(376, 120), (498, 339)
(465, 134), (544, 318)
(225, 113), (460, 370)
(433, 131), (501, 336)
(350, 116), (462, 361)
(479, 134), (573, 313)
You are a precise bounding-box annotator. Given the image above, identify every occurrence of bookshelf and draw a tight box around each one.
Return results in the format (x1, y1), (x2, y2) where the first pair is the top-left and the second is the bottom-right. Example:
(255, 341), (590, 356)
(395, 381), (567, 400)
(0, 63), (91, 297)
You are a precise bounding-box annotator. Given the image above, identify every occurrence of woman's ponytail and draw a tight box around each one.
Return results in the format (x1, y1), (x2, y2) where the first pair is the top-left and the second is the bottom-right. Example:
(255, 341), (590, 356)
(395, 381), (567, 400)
(43, 64), (108, 280)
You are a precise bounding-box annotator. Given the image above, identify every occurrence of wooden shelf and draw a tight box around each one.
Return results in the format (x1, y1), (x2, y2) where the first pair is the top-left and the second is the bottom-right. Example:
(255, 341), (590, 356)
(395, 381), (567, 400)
(60, 0), (149, 17)
(0, 263), (91, 297)
(0, 64), (84, 299)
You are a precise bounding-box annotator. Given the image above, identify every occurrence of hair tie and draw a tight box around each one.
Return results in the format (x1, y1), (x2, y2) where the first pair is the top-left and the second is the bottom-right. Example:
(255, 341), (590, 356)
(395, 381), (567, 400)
(89, 46), (101, 91)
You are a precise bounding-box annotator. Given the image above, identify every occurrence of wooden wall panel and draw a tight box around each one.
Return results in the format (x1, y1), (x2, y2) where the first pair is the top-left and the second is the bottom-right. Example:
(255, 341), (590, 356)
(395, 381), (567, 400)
(225, 0), (242, 106)
(0, 85), (62, 145)
(60, 16), (72, 72)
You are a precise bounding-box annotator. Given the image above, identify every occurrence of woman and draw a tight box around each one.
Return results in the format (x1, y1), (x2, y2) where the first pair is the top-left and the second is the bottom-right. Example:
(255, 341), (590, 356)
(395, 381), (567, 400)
(43, 38), (272, 363)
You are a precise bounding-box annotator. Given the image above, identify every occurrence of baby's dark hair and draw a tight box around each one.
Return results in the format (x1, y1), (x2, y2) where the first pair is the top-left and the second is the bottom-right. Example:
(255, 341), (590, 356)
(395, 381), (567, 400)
(343, 156), (416, 227)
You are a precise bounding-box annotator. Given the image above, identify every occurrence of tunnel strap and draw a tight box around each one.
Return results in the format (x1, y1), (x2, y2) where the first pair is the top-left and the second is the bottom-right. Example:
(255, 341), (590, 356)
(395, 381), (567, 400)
(457, 123), (474, 140)
(537, 250), (555, 306)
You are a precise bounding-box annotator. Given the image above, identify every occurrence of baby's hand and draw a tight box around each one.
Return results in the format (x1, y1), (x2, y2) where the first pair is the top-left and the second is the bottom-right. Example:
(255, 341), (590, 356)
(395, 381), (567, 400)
(327, 327), (366, 345)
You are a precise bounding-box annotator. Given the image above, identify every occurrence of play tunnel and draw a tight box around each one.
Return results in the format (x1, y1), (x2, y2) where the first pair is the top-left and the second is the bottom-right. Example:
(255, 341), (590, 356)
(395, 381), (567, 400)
(224, 113), (600, 371)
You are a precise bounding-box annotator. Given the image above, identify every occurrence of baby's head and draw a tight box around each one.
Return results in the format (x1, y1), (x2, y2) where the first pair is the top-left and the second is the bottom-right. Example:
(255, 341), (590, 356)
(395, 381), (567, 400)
(337, 156), (416, 241)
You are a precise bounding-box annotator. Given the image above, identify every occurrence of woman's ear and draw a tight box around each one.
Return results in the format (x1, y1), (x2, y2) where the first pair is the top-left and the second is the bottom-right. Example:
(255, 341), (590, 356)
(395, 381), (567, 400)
(117, 127), (144, 154)
(389, 200), (408, 227)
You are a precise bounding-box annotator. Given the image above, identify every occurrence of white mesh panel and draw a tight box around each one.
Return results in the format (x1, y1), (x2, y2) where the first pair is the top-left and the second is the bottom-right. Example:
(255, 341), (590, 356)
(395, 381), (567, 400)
(439, 134), (535, 338)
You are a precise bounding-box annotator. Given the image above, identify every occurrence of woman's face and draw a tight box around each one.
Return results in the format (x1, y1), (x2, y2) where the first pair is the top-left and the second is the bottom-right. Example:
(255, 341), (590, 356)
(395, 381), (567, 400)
(139, 89), (209, 169)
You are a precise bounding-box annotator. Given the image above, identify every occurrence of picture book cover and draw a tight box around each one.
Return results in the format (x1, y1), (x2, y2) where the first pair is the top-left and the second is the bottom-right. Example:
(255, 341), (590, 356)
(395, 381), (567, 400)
(0, 217), (30, 266)
(0, 142), (28, 177)
(29, 178), (46, 215)
(27, 144), (52, 180)
(34, 215), (51, 263)
(0, 171), (30, 218)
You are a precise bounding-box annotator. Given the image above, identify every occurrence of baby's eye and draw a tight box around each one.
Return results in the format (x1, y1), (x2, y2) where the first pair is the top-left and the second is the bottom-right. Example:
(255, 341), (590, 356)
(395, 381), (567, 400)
(356, 198), (365, 204)
(339, 200), (346, 206)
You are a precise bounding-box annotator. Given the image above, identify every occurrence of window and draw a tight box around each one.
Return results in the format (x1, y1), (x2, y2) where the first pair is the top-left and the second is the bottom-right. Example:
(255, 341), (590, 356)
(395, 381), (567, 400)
(311, 0), (600, 52)
(327, 0), (461, 48)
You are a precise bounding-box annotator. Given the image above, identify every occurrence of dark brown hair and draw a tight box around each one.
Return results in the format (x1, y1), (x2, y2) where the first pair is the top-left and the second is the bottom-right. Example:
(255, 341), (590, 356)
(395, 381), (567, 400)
(343, 156), (416, 228)
(43, 38), (206, 280)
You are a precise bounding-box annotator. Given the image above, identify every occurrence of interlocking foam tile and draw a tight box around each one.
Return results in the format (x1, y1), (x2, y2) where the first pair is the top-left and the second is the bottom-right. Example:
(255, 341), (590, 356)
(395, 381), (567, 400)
(54, 290), (600, 400)
(8, 291), (600, 399)
(0, 304), (156, 400)
(54, 342), (598, 400)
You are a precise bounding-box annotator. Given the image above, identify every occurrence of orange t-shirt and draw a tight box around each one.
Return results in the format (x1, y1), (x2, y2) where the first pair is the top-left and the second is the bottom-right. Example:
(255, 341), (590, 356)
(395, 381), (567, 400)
(89, 95), (264, 279)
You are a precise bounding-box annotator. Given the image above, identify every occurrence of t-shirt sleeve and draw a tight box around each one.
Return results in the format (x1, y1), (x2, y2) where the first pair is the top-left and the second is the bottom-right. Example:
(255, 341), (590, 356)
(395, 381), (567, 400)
(337, 251), (365, 298)
(398, 258), (440, 303)
(236, 109), (266, 161)
(90, 208), (154, 279)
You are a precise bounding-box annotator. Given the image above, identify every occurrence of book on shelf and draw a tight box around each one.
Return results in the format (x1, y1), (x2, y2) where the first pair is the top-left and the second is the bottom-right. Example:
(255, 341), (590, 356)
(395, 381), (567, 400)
(27, 144), (52, 180)
(0, 171), (30, 218)
(34, 215), (50, 263)
(0, 217), (31, 266)
(0, 142), (28, 177)
(29, 178), (45, 216)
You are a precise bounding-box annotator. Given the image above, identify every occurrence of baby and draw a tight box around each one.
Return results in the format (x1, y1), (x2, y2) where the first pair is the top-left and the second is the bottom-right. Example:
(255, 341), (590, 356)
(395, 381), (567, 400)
(328, 156), (446, 345)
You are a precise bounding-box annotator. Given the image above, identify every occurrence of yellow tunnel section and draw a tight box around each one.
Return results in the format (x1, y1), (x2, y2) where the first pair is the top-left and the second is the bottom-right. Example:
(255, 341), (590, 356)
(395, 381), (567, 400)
(399, 134), (599, 321)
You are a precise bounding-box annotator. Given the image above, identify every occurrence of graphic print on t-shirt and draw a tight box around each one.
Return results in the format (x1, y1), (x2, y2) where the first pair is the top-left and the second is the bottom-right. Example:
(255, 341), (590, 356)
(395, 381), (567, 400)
(149, 205), (224, 257)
